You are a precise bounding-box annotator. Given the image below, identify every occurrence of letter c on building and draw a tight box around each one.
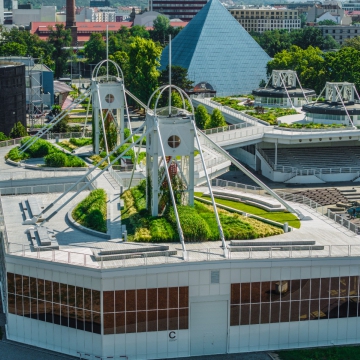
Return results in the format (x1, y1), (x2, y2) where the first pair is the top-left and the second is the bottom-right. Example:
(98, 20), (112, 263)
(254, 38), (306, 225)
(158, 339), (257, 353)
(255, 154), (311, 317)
(169, 331), (176, 339)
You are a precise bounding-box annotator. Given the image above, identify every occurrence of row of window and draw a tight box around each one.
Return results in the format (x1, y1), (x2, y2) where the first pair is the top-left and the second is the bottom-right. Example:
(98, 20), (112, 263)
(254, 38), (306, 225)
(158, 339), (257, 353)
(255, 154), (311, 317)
(306, 113), (356, 122)
(231, 277), (360, 305)
(231, 11), (297, 15)
(231, 298), (360, 326)
(7, 273), (100, 312)
(325, 29), (358, 34)
(8, 294), (101, 334)
(103, 287), (188, 312)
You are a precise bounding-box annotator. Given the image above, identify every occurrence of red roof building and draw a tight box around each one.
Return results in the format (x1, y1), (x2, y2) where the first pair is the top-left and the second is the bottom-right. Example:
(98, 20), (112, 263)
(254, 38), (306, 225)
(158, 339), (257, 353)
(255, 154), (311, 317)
(30, 20), (187, 44)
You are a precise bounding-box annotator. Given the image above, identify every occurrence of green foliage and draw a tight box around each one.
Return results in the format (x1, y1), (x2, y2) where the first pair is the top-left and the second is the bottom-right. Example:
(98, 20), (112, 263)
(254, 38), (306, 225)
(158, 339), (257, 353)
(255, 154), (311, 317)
(51, 105), (62, 116)
(0, 132), (9, 141)
(47, 24), (72, 78)
(247, 108), (297, 125)
(121, 182), (286, 242)
(279, 122), (346, 129)
(195, 105), (210, 130)
(343, 35), (360, 50)
(0, 26), (54, 69)
(44, 152), (67, 167)
(9, 121), (27, 139)
(252, 27), (339, 57)
(160, 65), (194, 90)
(213, 97), (252, 111)
(72, 189), (107, 233)
(84, 33), (106, 65)
(52, 116), (69, 133)
(127, 37), (162, 105)
(208, 108), (227, 129)
(69, 137), (92, 147)
(149, 15), (182, 46)
(5, 147), (26, 162)
(267, 46), (327, 93)
(317, 20), (338, 26)
(167, 205), (211, 242)
(279, 346), (360, 360)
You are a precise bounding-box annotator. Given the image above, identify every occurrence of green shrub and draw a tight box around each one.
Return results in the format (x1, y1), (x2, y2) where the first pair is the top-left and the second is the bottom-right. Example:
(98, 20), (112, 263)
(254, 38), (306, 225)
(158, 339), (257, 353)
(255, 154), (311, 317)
(167, 205), (210, 242)
(149, 217), (177, 242)
(44, 152), (67, 167)
(69, 137), (92, 147)
(0, 132), (9, 141)
(65, 155), (86, 167)
(72, 189), (107, 233)
(5, 147), (26, 162)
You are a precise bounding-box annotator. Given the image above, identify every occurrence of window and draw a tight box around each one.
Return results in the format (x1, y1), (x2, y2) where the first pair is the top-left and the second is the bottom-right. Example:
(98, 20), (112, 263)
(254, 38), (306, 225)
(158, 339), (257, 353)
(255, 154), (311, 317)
(105, 94), (115, 103)
(168, 135), (181, 148)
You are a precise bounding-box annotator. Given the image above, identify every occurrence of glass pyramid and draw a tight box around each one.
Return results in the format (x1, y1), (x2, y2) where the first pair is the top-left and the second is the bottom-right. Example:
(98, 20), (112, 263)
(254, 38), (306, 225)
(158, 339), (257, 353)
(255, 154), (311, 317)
(160, 0), (271, 96)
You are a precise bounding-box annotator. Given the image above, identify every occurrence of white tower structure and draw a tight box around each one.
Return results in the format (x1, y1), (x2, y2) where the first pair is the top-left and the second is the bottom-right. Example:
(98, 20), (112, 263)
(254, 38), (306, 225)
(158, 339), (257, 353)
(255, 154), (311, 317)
(272, 70), (297, 88)
(91, 60), (126, 154)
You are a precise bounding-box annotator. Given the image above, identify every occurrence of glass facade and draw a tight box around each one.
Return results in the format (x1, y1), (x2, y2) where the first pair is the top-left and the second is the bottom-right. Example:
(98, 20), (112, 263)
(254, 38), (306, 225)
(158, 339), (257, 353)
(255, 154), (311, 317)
(160, 0), (270, 96)
(103, 287), (189, 334)
(7, 272), (101, 334)
(7, 272), (190, 336)
(305, 113), (360, 122)
(230, 277), (360, 326)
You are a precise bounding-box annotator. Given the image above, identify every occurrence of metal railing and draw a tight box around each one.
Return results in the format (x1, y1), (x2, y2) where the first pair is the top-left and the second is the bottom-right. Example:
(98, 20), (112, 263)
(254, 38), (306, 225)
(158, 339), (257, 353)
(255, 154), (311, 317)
(211, 178), (263, 195)
(0, 170), (88, 181)
(202, 121), (253, 135)
(257, 148), (360, 177)
(0, 182), (94, 196)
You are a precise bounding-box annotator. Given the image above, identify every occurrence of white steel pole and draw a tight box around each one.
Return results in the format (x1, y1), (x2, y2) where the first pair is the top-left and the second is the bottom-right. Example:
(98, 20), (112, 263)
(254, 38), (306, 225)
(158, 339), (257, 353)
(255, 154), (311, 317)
(169, 35), (171, 117)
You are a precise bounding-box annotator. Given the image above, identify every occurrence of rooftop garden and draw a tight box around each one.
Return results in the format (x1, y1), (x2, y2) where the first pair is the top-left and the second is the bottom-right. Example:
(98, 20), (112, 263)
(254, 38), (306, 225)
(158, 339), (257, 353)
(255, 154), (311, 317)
(5, 138), (86, 168)
(58, 137), (92, 152)
(212, 96), (254, 111)
(121, 181), (284, 243)
(278, 122), (348, 129)
(246, 107), (298, 125)
(72, 189), (107, 233)
(194, 192), (301, 229)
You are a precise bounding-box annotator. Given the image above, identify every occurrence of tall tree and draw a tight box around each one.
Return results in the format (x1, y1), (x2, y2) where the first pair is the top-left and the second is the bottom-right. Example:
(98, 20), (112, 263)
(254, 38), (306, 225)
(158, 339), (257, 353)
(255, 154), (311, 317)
(127, 37), (162, 105)
(195, 105), (210, 130)
(47, 24), (72, 78)
(267, 45), (327, 93)
(343, 35), (360, 51)
(84, 33), (106, 65)
(9, 122), (27, 138)
(208, 108), (226, 129)
(160, 65), (194, 90)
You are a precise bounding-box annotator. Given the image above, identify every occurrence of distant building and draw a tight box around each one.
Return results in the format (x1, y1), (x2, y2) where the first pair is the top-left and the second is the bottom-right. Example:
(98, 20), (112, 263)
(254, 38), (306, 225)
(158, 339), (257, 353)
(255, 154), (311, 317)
(12, 6), (56, 25)
(306, 2), (352, 25)
(229, 7), (301, 33)
(151, 0), (208, 21)
(343, 1), (360, 11)
(317, 24), (360, 45)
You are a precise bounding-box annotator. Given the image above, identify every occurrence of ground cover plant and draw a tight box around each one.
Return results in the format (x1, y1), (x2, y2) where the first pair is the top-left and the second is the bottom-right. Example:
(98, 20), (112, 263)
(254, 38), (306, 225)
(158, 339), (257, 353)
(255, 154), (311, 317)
(246, 108), (298, 125)
(194, 192), (301, 229)
(72, 189), (107, 233)
(212, 96), (254, 112)
(278, 122), (347, 129)
(58, 137), (92, 151)
(278, 345), (360, 360)
(121, 182), (284, 242)
(5, 137), (86, 167)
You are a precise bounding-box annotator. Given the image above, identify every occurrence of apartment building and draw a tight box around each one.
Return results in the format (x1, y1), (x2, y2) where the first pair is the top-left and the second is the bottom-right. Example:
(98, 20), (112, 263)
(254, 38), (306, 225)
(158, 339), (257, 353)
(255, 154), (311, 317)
(229, 7), (300, 33)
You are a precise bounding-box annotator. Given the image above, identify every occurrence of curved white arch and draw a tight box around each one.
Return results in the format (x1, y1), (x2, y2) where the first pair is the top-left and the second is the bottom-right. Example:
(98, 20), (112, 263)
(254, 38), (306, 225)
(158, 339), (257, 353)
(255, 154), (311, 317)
(146, 84), (195, 116)
(91, 59), (124, 81)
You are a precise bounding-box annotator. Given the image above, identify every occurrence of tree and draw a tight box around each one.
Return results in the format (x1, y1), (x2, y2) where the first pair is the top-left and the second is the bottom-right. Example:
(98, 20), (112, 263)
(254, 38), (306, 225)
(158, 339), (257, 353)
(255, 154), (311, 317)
(195, 105), (210, 130)
(317, 20), (338, 26)
(84, 33), (106, 65)
(343, 35), (360, 51)
(151, 15), (170, 45)
(323, 35), (340, 50)
(208, 108), (226, 129)
(0, 132), (9, 141)
(130, 25), (150, 39)
(47, 24), (72, 78)
(267, 45), (327, 93)
(127, 37), (162, 105)
(160, 65), (194, 90)
(52, 116), (69, 133)
(324, 47), (360, 90)
(9, 122), (27, 138)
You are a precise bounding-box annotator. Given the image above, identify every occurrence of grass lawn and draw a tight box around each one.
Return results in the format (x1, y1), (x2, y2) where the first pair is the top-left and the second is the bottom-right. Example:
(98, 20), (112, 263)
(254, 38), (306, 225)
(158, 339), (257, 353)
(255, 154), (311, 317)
(278, 345), (360, 360)
(194, 192), (301, 229)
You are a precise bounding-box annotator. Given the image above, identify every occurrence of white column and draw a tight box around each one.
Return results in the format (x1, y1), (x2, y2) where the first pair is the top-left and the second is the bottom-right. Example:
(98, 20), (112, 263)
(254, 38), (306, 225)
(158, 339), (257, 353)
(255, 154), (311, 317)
(275, 142), (278, 167)
(94, 110), (100, 154)
(151, 127), (159, 217)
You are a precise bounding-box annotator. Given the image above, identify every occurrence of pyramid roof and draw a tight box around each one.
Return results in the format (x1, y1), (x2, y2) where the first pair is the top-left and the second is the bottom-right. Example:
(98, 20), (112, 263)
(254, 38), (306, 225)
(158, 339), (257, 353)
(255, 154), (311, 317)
(160, 0), (271, 96)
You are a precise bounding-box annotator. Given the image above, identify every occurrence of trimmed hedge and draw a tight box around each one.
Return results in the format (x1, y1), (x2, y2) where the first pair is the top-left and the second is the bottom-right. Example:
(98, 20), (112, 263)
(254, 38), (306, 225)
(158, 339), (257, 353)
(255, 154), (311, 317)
(72, 189), (107, 233)
(120, 182), (283, 242)
(6, 137), (86, 167)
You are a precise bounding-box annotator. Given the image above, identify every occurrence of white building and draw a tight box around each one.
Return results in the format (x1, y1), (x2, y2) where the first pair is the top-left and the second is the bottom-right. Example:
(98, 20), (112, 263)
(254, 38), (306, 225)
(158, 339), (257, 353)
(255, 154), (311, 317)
(12, 6), (56, 25)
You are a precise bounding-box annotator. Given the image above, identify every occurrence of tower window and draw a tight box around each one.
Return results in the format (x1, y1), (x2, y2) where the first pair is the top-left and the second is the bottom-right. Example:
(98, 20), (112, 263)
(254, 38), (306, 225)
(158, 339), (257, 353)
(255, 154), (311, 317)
(105, 94), (115, 103)
(168, 135), (181, 148)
